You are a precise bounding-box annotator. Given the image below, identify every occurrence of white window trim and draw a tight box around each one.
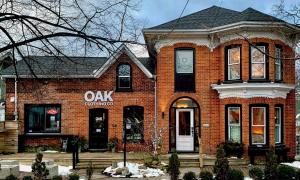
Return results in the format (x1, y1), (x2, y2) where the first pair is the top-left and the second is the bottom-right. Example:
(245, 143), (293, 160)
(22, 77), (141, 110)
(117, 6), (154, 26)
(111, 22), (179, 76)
(251, 46), (266, 79)
(228, 107), (241, 142)
(227, 47), (241, 80)
(275, 107), (282, 144)
(251, 107), (266, 145)
(275, 47), (282, 81)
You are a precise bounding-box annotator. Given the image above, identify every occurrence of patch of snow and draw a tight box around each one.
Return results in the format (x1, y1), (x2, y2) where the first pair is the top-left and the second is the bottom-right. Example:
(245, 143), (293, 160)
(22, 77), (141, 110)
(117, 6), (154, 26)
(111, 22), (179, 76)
(58, 166), (72, 175)
(281, 161), (300, 169)
(20, 164), (32, 172)
(244, 177), (253, 180)
(104, 162), (164, 178)
(43, 150), (59, 153)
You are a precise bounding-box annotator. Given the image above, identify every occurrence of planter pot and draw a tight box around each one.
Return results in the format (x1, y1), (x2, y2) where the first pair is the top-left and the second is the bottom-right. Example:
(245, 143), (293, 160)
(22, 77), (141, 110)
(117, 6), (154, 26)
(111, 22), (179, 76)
(112, 147), (116, 153)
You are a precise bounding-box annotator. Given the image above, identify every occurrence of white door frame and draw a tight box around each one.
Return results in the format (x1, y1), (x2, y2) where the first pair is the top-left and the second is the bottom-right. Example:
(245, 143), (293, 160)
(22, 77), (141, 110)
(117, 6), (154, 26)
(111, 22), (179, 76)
(176, 108), (194, 152)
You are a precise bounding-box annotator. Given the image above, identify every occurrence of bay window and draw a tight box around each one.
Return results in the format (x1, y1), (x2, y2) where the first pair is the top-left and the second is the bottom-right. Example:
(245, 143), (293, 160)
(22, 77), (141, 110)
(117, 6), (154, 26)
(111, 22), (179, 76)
(250, 105), (268, 145)
(250, 44), (268, 80)
(175, 48), (195, 92)
(225, 105), (241, 142)
(225, 45), (241, 81)
(25, 104), (61, 133)
(275, 45), (283, 81)
(275, 105), (283, 144)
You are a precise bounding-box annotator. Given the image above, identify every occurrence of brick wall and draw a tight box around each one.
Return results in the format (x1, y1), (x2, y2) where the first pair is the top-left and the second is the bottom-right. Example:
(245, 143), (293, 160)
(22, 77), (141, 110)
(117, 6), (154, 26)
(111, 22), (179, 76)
(156, 38), (296, 156)
(5, 53), (155, 151)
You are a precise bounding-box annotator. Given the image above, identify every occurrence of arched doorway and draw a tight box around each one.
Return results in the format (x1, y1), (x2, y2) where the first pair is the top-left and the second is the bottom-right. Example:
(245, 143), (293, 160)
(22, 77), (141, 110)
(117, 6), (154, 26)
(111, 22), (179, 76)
(169, 97), (200, 152)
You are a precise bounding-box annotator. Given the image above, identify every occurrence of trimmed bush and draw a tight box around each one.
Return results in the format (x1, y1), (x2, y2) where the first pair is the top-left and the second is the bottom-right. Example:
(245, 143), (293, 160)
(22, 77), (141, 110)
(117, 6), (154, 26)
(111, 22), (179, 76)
(5, 175), (18, 180)
(218, 141), (244, 158)
(22, 176), (33, 180)
(264, 146), (278, 180)
(52, 175), (63, 180)
(183, 171), (196, 180)
(228, 169), (244, 180)
(32, 153), (49, 180)
(199, 171), (213, 180)
(68, 173), (80, 180)
(213, 147), (229, 180)
(277, 165), (297, 180)
(249, 166), (263, 180)
(167, 152), (180, 180)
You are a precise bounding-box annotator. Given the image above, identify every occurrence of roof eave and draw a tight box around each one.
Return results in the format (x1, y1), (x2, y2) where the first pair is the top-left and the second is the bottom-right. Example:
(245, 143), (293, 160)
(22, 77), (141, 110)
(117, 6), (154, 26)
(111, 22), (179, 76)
(1, 74), (96, 78)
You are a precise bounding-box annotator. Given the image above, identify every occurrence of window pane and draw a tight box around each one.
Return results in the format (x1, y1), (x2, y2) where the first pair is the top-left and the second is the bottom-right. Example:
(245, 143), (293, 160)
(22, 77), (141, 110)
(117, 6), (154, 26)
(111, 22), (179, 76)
(229, 126), (240, 142)
(275, 47), (282, 80)
(28, 106), (44, 133)
(45, 107), (60, 132)
(252, 126), (265, 144)
(275, 126), (280, 143)
(251, 64), (265, 79)
(229, 64), (240, 80)
(176, 50), (193, 73)
(228, 107), (240, 124)
(179, 111), (191, 135)
(118, 65), (130, 76)
(119, 77), (130, 88)
(251, 46), (265, 63)
(124, 106), (144, 142)
(275, 64), (281, 80)
(275, 108), (281, 124)
(252, 107), (265, 125)
(228, 47), (240, 64)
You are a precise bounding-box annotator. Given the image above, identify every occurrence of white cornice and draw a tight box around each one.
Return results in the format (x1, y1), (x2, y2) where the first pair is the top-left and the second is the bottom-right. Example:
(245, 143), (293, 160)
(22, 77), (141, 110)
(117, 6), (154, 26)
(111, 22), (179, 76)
(211, 82), (295, 99)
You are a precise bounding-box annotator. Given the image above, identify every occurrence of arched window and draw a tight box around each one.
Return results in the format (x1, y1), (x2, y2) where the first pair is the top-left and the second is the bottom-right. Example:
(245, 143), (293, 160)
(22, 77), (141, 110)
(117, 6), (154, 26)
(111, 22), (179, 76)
(117, 64), (131, 91)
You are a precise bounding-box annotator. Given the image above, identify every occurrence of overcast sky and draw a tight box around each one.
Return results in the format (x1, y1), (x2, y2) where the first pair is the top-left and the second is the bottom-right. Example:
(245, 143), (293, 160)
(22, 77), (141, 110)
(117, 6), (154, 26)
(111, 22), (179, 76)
(137, 0), (296, 28)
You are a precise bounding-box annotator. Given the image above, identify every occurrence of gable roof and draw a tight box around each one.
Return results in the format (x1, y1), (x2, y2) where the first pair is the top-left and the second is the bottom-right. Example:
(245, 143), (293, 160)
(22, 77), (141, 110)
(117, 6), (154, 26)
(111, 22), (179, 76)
(1, 45), (154, 78)
(146, 6), (288, 30)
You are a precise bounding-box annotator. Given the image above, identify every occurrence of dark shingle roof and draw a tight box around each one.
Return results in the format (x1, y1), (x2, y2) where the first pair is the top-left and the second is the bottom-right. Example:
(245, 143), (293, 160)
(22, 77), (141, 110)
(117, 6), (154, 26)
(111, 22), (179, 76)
(1, 56), (154, 77)
(147, 6), (285, 30)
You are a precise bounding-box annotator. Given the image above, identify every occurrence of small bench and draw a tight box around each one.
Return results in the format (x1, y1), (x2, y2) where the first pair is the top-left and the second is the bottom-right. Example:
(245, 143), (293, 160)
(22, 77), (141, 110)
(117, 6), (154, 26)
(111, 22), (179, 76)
(248, 145), (290, 164)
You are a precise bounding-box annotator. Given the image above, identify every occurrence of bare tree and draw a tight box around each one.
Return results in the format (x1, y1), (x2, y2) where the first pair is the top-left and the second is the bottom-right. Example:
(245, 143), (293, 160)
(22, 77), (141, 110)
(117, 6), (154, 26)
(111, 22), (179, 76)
(0, 0), (143, 77)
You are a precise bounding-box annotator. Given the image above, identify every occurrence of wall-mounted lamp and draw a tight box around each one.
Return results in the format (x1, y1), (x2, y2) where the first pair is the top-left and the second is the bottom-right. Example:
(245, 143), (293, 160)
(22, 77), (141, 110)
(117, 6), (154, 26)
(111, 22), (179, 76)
(162, 112), (165, 119)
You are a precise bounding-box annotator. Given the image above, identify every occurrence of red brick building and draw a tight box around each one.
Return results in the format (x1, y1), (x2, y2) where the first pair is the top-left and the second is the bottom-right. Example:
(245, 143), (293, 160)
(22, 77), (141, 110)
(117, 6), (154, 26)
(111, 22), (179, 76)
(1, 6), (300, 158)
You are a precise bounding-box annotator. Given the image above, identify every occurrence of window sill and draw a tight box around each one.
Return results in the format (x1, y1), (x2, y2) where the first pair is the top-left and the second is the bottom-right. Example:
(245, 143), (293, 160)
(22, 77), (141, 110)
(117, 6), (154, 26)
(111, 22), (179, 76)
(24, 133), (62, 136)
(248, 79), (271, 83)
(222, 80), (243, 84)
(115, 89), (132, 92)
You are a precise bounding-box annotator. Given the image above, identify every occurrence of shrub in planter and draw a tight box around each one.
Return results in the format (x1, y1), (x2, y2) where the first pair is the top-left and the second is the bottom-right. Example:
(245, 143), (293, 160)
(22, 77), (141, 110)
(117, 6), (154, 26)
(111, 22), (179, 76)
(22, 176), (33, 180)
(264, 146), (278, 180)
(218, 141), (244, 158)
(5, 175), (18, 180)
(249, 166), (263, 180)
(68, 173), (80, 180)
(276, 165), (297, 180)
(213, 147), (229, 180)
(52, 175), (63, 180)
(199, 171), (214, 180)
(183, 171), (196, 180)
(167, 152), (180, 180)
(31, 153), (49, 180)
(79, 137), (89, 152)
(107, 137), (118, 152)
(227, 169), (244, 180)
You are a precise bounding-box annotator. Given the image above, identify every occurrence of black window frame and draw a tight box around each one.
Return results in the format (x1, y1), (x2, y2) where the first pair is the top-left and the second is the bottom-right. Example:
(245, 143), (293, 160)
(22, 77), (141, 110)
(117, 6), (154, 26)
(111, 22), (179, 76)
(274, 44), (283, 82)
(275, 104), (284, 144)
(224, 45), (242, 83)
(174, 48), (195, 92)
(249, 43), (269, 82)
(249, 104), (269, 146)
(123, 105), (144, 143)
(116, 63), (132, 92)
(25, 104), (62, 134)
(225, 104), (242, 143)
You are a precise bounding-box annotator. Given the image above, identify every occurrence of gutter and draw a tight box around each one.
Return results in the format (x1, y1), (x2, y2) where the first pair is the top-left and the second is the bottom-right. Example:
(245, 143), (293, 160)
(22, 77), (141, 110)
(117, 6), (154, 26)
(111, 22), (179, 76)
(14, 75), (18, 121)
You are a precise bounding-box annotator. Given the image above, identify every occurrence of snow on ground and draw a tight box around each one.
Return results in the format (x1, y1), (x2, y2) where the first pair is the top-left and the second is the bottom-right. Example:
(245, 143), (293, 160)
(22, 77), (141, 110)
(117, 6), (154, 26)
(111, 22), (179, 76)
(281, 161), (300, 169)
(104, 162), (164, 178)
(244, 177), (253, 180)
(42, 150), (59, 153)
(19, 164), (72, 175)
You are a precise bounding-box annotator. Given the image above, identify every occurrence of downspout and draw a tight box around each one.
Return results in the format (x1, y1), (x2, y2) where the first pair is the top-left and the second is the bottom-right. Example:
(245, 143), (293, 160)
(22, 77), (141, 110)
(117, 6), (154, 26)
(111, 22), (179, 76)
(14, 75), (18, 121)
(154, 75), (157, 154)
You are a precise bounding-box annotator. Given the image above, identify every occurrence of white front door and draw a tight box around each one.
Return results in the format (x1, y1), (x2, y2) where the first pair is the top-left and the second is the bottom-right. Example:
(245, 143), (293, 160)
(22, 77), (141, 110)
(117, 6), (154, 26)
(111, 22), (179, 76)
(176, 109), (194, 151)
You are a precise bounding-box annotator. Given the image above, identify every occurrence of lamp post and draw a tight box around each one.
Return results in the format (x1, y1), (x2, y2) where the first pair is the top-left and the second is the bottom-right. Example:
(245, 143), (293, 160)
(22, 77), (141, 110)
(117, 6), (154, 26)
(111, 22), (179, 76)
(124, 120), (131, 167)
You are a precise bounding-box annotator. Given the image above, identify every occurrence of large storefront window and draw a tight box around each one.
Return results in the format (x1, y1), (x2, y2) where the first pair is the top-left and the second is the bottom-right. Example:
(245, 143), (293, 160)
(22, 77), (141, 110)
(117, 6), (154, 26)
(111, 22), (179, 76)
(226, 105), (241, 142)
(123, 106), (144, 143)
(250, 45), (267, 80)
(25, 104), (61, 133)
(226, 46), (241, 81)
(251, 106), (267, 145)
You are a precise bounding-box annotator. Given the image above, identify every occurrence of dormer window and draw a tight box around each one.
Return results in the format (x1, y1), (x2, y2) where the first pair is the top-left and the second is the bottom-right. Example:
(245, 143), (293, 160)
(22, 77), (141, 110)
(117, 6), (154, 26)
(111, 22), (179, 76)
(225, 45), (241, 82)
(117, 63), (132, 91)
(250, 44), (269, 81)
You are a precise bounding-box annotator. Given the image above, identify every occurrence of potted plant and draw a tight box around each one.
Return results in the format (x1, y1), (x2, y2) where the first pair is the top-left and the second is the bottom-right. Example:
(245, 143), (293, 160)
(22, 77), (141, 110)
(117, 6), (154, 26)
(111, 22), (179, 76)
(107, 137), (118, 153)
